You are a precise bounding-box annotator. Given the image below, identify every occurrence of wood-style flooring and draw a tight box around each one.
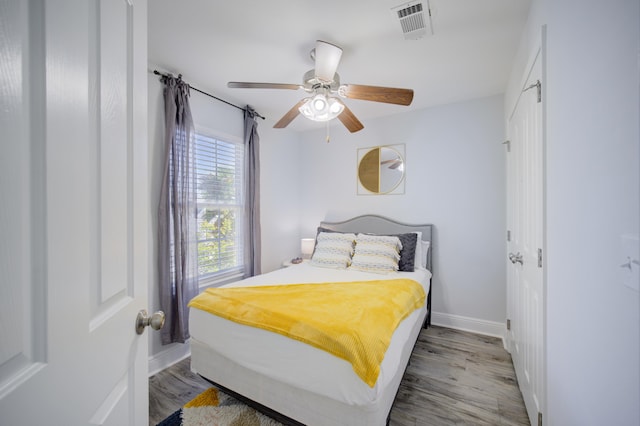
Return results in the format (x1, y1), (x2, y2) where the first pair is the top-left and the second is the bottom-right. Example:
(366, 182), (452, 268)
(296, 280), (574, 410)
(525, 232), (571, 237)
(149, 326), (530, 426)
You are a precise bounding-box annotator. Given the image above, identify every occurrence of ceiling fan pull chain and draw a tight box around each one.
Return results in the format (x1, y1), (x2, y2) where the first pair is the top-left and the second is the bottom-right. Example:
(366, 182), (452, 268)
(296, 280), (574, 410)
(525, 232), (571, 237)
(326, 122), (331, 143)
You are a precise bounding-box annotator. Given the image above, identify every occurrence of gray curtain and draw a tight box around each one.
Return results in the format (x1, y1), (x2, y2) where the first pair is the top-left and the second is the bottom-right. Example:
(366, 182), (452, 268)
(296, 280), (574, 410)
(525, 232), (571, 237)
(243, 106), (261, 277)
(157, 75), (198, 344)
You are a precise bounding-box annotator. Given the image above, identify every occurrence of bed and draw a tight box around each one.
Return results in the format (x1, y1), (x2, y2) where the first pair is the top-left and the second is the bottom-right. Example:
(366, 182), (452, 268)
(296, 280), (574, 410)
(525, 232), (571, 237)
(188, 215), (433, 426)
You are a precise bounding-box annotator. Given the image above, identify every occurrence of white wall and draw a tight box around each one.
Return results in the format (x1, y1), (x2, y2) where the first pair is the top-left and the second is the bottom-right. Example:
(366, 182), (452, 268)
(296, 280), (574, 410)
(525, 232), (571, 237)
(257, 125), (302, 272)
(297, 95), (507, 331)
(506, 1), (640, 424)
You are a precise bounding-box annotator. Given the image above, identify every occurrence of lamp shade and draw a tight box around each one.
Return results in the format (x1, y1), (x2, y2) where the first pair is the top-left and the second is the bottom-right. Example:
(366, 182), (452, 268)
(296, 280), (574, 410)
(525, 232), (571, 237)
(301, 238), (315, 259)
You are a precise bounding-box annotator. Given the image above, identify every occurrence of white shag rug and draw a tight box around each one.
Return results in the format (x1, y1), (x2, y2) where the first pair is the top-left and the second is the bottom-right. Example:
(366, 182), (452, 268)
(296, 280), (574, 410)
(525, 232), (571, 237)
(180, 387), (283, 426)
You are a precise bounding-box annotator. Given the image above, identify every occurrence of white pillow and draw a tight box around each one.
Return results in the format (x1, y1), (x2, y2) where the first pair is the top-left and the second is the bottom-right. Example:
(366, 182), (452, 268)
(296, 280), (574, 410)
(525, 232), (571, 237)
(413, 232), (430, 270)
(354, 233), (403, 250)
(420, 241), (430, 269)
(310, 232), (356, 269)
(349, 234), (402, 274)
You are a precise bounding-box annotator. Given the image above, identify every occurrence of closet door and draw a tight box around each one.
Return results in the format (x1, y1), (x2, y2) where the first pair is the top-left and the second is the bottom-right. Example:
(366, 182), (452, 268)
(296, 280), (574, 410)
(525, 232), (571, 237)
(0, 1), (150, 424)
(506, 44), (545, 426)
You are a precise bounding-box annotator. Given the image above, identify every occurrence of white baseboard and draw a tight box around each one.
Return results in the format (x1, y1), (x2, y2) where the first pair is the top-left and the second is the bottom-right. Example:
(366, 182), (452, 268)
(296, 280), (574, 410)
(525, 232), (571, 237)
(148, 341), (191, 377)
(431, 311), (505, 341)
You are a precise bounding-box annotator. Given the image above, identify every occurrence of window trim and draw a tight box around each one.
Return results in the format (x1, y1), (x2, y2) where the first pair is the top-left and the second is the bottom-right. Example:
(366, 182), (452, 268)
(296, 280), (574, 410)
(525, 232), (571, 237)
(198, 268), (244, 290)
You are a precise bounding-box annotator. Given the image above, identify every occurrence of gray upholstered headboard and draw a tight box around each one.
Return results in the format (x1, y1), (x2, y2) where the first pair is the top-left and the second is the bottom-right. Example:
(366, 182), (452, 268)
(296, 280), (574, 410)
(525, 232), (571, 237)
(319, 214), (433, 272)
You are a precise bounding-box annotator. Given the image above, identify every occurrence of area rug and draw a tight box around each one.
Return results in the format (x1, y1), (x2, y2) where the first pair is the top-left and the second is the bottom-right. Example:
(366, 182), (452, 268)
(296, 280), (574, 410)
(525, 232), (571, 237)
(157, 387), (283, 426)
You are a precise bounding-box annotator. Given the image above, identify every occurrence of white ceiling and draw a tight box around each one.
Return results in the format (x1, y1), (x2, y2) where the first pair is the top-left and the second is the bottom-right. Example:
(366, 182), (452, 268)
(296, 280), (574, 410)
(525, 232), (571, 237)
(148, 0), (531, 132)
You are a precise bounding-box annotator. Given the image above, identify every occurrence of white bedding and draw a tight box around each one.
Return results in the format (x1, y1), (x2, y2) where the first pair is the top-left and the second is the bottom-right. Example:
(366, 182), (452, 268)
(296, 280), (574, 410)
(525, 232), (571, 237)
(188, 262), (431, 408)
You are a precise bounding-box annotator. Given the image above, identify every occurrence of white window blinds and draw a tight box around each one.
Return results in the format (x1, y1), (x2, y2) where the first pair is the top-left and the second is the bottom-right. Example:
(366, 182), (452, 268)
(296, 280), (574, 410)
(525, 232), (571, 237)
(194, 132), (245, 278)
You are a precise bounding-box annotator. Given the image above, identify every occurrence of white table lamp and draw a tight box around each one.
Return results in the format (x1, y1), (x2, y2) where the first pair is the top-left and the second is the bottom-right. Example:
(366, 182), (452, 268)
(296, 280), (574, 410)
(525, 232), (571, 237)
(301, 238), (315, 260)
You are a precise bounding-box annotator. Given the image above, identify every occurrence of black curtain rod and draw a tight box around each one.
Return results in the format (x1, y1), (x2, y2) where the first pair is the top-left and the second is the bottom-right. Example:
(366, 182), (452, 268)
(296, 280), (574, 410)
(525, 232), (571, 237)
(153, 70), (265, 120)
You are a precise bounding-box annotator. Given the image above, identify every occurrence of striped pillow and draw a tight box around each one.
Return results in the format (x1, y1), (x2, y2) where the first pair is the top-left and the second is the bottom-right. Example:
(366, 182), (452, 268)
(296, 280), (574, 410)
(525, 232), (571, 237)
(349, 234), (402, 273)
(310, 232), (356, 269)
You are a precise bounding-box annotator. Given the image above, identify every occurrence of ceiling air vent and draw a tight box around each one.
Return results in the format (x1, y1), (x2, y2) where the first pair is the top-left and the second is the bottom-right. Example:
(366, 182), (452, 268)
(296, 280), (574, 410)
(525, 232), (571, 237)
(392, 1), (433, 40)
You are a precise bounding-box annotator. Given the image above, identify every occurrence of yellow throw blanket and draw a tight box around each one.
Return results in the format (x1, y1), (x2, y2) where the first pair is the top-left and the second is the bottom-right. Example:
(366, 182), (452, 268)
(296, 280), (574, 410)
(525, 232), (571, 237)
(188, 279), (425, 387)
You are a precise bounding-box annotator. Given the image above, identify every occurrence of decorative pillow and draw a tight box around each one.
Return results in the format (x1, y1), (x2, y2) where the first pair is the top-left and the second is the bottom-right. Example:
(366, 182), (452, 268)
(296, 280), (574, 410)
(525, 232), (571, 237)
(413, 231), (422, 268)
(312, 226), (340, 255)
(313, 228), (418, 271)
(414, 238), (430, 270)
(349, 234), (402, 274)
(355, 233), (403, 248)
(316, 226), (335, 235)
(357, 232), (417, 272)
(394, 232), (418, 272)
(310, 232), (356, 269)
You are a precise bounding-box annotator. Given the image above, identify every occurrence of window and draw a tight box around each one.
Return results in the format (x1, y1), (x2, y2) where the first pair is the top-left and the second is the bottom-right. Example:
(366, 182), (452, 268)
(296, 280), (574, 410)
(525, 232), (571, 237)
(194, 132), (244, 280)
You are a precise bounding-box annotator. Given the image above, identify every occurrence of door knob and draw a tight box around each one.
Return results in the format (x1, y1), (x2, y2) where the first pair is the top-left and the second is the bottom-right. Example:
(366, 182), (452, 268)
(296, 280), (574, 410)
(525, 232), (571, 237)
(136, 309), (165, 335)
(508, 252), (523, 265)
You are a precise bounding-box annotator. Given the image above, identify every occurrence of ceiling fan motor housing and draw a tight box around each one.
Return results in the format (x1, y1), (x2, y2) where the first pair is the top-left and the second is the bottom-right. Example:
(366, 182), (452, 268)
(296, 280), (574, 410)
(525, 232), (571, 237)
(303, 69), (340, 93)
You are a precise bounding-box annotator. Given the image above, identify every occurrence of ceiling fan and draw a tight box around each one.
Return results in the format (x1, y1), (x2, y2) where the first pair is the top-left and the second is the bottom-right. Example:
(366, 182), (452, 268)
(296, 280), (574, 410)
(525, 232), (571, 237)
(227, 40), (414, 133)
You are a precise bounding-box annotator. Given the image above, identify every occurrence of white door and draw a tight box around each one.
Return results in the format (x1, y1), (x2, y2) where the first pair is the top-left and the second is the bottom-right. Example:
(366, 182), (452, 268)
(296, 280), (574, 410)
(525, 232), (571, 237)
(506, 46), (545, 426)
(0, 1), (150, 425)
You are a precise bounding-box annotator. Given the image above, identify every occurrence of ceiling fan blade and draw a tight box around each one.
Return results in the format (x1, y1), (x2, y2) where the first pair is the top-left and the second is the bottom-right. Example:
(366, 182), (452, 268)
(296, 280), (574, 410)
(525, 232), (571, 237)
(337, 104), (364, 133)
(273, 99), (307, 129)
(228, 82), (301, 90)
(341, 84), (414, 106)
(314, 40), (342, 82)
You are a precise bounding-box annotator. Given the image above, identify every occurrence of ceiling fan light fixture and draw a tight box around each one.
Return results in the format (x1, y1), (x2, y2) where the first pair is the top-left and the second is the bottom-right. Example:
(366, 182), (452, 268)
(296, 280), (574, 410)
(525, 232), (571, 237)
(312, 94), (327, 111)
(329, 100), (343, 114)
(299, 94), (344, 122)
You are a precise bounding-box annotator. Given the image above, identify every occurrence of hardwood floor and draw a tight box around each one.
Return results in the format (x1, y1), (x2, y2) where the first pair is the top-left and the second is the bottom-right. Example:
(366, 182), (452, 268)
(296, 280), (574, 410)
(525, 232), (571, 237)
(149, 326), (530, 426)
(149, 356), (210, 425)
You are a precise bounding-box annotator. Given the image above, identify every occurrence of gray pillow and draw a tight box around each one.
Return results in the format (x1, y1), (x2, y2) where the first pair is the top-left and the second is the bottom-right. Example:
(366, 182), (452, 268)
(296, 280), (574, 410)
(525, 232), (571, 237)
(392, 232), (418, 272)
